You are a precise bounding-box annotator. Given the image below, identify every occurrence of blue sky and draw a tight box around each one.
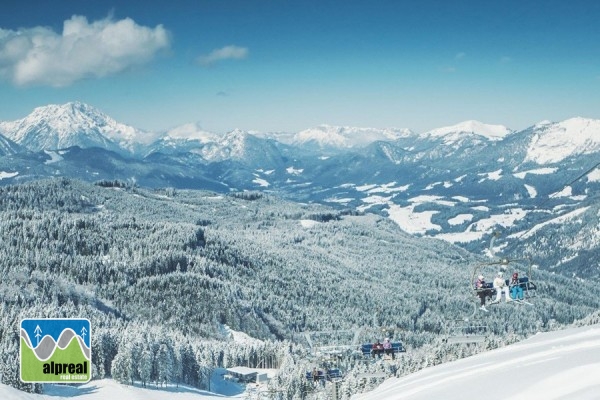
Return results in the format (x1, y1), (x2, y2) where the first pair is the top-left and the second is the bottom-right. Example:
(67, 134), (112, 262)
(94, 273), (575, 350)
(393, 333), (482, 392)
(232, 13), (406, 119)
(0, 0), (599, 134)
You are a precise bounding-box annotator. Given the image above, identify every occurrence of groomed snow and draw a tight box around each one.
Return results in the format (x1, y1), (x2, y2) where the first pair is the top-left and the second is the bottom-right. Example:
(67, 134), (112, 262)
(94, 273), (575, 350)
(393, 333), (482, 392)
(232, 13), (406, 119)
(353, 324), (600, 400)
(220, 325), (260, 344)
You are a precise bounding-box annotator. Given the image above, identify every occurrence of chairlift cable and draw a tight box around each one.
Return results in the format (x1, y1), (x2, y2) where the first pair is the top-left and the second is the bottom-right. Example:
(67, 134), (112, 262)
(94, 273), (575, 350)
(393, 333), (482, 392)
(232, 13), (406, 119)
(510, 159), (600, 245)
(534, 159), (600, 210)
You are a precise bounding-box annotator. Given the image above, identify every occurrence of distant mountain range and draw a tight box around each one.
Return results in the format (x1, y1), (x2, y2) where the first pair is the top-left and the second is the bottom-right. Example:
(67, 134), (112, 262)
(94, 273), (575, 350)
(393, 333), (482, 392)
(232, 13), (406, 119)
(1, 102), (599, 280)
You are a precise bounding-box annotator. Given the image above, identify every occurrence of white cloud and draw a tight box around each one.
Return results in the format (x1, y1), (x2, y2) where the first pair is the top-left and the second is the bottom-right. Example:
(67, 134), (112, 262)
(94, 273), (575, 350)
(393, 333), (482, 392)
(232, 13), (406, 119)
(197, 45), (248, 67)
(0, 15), (170, 87)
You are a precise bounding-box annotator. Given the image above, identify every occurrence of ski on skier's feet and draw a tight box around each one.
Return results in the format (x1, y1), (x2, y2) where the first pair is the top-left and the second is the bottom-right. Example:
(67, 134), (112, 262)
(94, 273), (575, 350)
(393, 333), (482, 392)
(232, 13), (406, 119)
(513, 299), (533, 306)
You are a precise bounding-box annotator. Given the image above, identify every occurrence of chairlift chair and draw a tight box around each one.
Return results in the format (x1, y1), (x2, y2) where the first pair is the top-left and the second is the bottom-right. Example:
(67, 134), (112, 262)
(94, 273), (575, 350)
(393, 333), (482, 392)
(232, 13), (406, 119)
(471, 255), (537, 312)
(443, 317), (488, 344)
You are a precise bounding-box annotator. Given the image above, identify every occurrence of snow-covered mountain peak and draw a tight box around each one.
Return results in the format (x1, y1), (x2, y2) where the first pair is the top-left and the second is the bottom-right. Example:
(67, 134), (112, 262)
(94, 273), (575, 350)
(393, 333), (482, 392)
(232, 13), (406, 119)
(533, 119), (553, 128)
(225, 128), (249, 139)
(19, 102), (116, 134)
(557, 116), (600, 132)
(164, 122), (218, 143)
(424, 120), (512, 141)
(221, 128), (254, 151)
(292, 125), (413, 149)
(524, 117), (600, 164)
(0, 101), (155, 153)
(194, 129), (254, 162)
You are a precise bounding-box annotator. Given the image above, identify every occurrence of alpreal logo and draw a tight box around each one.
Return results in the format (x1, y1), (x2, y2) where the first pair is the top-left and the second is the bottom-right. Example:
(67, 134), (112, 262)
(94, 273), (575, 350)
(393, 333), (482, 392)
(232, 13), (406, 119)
(20, 318), (91, 383)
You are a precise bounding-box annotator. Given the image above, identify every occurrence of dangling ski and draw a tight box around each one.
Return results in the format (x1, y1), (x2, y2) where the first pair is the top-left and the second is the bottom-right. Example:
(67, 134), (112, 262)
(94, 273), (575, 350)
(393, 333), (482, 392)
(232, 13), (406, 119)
(513, 299), (533, 306)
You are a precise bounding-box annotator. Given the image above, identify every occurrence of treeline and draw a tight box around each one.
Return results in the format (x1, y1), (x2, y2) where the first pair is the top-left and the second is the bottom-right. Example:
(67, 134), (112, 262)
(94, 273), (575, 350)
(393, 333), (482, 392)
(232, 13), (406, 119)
(0, 301), (285, 393)
(104, 325), (284, 389)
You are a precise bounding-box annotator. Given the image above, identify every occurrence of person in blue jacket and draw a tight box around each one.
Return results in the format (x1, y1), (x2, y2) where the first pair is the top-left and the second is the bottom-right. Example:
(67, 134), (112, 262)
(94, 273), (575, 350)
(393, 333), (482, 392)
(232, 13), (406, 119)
(510, 272), (524, 300)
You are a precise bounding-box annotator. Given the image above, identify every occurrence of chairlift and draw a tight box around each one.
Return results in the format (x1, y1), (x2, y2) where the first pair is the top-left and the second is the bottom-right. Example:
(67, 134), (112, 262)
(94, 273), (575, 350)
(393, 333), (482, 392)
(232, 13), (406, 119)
(357, 324), (406, 360)
(471, 233), (538, 312)
(472, 257), (537, 310)
(443, 317), (488, 344)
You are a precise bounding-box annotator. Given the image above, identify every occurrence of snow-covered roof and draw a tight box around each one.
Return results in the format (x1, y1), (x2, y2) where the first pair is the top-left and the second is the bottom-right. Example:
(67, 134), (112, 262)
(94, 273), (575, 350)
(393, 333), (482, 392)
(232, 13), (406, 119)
(226, 366), (258, 376)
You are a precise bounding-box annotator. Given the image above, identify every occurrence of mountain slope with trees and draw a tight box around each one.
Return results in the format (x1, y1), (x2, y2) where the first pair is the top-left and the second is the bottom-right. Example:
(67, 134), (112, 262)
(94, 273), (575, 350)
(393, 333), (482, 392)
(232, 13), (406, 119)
(2, 104), (600, 282)
(0, 178), (598, 397)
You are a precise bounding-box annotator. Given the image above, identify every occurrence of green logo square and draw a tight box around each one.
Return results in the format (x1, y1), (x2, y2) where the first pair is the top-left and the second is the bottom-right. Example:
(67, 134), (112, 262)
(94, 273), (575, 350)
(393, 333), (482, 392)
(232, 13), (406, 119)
(20, 318), (91, 383)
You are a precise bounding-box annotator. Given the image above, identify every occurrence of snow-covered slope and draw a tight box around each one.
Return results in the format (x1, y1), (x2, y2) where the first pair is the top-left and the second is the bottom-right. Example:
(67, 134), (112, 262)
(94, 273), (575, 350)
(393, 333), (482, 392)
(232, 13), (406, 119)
(144, 123), (220, 156)
(423, 120), (512, 142)
(0, 102), (155, 153)
(164, 122), (220, 143)
(524, 117), (600, 164)
(290, 125), (413, 149)
(354, 324), (600, 400)
(196, 129), (283, 167)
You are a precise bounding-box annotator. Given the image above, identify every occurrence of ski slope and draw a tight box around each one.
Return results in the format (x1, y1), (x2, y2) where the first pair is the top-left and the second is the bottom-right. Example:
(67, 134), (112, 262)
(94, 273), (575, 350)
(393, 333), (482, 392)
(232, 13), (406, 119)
(354, 324), (600, 400)
(1, 325), (598, 399)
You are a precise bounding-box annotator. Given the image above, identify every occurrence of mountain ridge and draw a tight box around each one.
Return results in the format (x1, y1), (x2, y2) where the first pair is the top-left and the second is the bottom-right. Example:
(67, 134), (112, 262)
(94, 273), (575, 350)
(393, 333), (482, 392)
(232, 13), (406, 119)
(5, 102), (599, 156)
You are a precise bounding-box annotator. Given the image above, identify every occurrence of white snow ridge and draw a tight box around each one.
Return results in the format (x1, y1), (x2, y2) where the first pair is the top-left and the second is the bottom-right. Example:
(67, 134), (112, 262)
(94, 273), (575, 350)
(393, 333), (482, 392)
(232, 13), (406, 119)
(424, 120), (512, 141)
(524, 117), (600, 164)
(292, 125), (413, 148)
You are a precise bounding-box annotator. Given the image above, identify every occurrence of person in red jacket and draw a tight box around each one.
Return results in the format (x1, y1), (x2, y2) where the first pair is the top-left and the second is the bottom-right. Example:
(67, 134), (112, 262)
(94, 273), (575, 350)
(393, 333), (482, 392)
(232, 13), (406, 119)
(372, 340), (383, 358)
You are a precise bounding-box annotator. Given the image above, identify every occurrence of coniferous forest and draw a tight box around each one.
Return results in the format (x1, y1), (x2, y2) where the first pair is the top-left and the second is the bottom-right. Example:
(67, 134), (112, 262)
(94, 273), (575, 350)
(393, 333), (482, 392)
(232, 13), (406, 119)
(1, 178), (598, 398)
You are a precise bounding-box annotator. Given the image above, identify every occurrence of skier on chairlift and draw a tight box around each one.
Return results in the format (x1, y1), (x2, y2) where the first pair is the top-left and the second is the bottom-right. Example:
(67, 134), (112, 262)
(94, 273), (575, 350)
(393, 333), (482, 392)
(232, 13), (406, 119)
(475, 275), (492, 311)
(510, 272), (524, 300)
(383, 338), (394, 359)
(492, 272), (511, 303)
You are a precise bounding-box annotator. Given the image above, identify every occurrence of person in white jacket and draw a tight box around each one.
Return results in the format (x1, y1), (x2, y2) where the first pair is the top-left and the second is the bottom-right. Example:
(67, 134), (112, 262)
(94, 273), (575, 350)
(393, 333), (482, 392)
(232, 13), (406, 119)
(492, 272), (511, 303)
